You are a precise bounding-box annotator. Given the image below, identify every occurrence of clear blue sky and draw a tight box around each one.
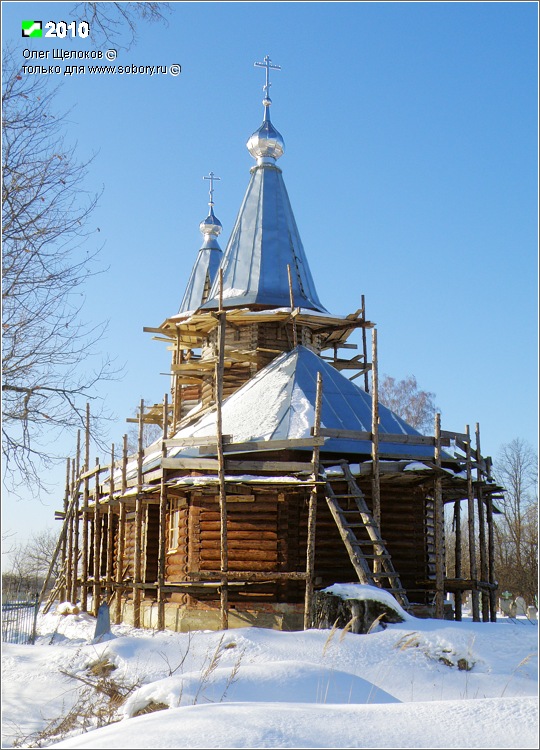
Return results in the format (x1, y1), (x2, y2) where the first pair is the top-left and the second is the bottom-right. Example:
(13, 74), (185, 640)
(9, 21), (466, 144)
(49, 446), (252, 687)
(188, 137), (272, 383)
(2, 1), (538, 548)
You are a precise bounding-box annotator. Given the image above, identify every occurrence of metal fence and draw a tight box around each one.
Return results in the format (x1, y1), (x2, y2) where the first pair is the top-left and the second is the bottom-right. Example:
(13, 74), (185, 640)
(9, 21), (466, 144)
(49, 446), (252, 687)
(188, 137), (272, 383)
(1, 590), (40, 645)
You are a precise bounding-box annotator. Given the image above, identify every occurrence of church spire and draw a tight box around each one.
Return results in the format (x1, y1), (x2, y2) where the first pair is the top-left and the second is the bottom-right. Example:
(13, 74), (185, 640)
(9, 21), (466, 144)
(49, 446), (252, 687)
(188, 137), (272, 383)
(178, 173), (223, 314)
(202, 55), (326, 313)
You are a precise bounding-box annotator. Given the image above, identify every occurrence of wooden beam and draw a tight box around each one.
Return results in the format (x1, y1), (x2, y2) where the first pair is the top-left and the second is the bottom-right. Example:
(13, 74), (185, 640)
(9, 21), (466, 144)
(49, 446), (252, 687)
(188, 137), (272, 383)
(92, 457), (102, 617)
(304, 372), (323, 630)
(371, 328), (380, 529)
(199, 437), (326, 455)
(114, 434), (128, 625)
(189, 571), (308, 582)
(486, 496), (497, 622)
(476, 423), (489, 622)
(161, 457), (219, 470)
(434, 413), (444, 619)
(157, 396), (168, 631)
(216, 270), (228, 631)
(59, 458), (70, 603)
(81, 405), (91, 613)
(466, 424), (480, 622)
(133, 399), (144, 628)
(315, 427), (451, 447)
(164, 435), (232, 448)
(453, 498), (463, 621)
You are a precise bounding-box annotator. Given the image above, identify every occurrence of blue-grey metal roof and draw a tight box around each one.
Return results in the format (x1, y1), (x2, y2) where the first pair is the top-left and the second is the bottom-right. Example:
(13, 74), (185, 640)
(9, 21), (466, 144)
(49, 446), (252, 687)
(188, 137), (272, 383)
(201, 165), (327, 312)
(178, 239), (222, 314)
(172, 345), (437, 459)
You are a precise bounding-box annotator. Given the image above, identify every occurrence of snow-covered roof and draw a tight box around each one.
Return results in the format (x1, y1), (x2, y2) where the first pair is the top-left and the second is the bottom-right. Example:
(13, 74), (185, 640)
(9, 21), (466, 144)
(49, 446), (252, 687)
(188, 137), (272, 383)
(170, 345), (437, 459)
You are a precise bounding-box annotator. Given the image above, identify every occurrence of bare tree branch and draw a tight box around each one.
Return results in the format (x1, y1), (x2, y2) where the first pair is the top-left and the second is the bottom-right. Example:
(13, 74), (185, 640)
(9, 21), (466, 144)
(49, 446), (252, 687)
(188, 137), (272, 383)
(73, 2), (171, 49)
(2, 48), (119, 493)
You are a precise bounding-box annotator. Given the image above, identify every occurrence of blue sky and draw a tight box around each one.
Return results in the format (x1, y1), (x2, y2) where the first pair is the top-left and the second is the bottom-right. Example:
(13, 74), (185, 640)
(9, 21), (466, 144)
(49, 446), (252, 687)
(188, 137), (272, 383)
(2, 1), (538, 545)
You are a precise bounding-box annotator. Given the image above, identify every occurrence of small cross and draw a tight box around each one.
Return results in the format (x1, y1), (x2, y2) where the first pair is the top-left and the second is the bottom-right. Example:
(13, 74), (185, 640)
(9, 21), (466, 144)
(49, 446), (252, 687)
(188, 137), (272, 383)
(254, 55), (281, 103)
(203, 171), (221, 207)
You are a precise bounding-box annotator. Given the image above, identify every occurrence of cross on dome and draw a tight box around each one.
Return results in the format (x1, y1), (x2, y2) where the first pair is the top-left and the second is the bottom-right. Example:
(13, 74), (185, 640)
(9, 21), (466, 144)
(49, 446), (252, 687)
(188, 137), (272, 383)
(203, 171), (221, 209)
(254, 55), (281, 106)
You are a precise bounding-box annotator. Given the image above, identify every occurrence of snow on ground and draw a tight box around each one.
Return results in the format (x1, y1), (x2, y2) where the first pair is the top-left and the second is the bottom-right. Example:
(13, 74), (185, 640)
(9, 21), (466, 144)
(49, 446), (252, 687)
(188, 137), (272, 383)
(1, 594), (538, 749)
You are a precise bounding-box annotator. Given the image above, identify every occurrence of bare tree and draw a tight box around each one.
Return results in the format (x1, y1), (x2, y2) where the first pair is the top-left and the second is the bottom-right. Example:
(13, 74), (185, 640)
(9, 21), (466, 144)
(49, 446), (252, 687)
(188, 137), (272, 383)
(2, 50), (115, 491)
(73, 2), (171, 49)
(378, 374), (438, 433)
(493, 438), (538, 603)
(2, 529), (62, 594)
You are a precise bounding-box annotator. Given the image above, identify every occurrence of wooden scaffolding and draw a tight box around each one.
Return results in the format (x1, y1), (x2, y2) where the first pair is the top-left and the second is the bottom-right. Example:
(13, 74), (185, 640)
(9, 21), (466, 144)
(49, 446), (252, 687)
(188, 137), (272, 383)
(41, 294), (503, 629)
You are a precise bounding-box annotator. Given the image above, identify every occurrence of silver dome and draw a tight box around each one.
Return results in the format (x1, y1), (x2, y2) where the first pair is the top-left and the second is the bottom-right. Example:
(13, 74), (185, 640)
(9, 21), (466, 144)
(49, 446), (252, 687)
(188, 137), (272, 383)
(247, 108), (285, 162)
(199, 207), (222, 238)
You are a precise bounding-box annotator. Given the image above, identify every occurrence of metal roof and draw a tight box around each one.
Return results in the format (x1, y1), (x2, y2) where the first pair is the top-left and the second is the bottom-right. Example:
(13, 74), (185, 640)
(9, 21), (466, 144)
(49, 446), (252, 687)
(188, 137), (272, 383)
(172, 345), (436, 459)
(178, 239), (222, 314)
(201, 165), (327, 312)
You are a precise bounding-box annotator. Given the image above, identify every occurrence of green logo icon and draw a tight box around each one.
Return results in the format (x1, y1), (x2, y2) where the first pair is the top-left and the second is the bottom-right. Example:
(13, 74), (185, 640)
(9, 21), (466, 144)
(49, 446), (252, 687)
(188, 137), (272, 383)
(21, 20), (42, 38)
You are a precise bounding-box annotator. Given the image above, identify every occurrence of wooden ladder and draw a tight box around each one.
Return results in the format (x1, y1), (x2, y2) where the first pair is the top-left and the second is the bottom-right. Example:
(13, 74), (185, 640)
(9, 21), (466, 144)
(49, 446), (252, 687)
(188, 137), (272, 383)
(323, 460), (409, 610)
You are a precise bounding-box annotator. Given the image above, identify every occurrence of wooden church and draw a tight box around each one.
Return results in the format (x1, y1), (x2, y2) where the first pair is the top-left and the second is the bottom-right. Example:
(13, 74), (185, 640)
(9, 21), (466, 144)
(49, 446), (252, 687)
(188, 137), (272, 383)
(43, 56), (503, 631)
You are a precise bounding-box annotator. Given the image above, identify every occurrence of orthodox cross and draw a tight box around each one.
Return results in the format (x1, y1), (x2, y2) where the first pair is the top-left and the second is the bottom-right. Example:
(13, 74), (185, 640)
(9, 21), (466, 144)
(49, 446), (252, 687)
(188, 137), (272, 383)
(254, 55), (281, 102)
(203, 171), (220, 208)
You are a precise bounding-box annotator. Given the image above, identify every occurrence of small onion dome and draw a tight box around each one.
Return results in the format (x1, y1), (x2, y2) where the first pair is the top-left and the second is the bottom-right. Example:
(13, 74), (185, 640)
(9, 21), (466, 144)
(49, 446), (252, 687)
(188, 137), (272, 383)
(247, 107), (285, 162)
(199, 206), (222, 238)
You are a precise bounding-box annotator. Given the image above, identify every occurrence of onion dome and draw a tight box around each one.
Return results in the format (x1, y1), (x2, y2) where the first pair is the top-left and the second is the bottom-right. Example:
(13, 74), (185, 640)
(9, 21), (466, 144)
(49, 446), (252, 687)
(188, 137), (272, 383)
(199, 205), (222, 248)
(247, 106), (285, 163)
(246, 55), (285, 164)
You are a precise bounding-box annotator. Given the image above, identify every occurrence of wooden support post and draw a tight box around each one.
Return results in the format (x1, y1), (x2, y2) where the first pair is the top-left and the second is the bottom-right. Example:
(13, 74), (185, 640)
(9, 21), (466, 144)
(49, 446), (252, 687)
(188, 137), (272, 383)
(434, 413), (445, 619)
(475, 423), (489, 622)
(453, 499), (463, 621)
(216, 270), (229, 630)
(92, 457), (101, 616)
(304, 371), (323, 630)
(287, 264), (298, 348)
(81, 404), (91, 612)
(466, 425), (480, 622)
(66, 458), (75, 602)
(71, 431), (81, 604)
(361, 294), (369, 393)
(173, 338), (183, 433)
(370, 327), (382, 574)
(59, 458), (70, 602)
(157, 395), (169, 631)
(133, 399), (144, 628)
(106, 443), (115, 599)
(114, 434), (128, 625)
(486, 496), (497, 622)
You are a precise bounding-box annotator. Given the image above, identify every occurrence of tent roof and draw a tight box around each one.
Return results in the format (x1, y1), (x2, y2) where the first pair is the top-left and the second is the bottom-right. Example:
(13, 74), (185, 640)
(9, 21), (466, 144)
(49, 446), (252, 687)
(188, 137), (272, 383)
(171, 345), (436, 459)
(178, 241), (222, 314)
(201, 165), (327, 312)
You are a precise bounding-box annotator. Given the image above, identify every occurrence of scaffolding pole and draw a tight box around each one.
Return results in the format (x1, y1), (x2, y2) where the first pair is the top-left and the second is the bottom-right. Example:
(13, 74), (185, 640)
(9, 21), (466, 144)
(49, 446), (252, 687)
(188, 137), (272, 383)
(434, 413), (445, 619)
(133, 399), (145, 628)
(158, 395), (169, 630)
(466, 424), (480, 622)
(304, 371), (323, 630)
(216, 270), (229, 630)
